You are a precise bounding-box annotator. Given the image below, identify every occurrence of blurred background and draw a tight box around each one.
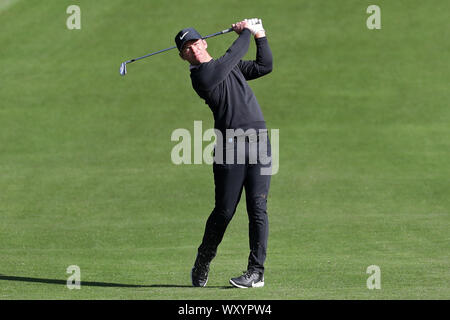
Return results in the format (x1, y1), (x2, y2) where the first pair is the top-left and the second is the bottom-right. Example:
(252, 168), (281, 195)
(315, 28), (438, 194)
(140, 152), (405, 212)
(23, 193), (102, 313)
(0, 0), (448, 299)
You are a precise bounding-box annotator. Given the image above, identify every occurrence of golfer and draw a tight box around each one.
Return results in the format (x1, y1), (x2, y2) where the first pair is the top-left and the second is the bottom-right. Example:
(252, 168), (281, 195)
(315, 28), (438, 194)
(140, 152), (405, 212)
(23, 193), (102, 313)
(175, 19), (273, 288)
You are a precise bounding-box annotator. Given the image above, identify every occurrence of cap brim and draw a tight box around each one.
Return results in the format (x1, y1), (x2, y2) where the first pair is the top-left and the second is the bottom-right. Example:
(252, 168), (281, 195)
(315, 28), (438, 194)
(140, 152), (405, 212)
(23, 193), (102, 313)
(180, 37), (202, 50)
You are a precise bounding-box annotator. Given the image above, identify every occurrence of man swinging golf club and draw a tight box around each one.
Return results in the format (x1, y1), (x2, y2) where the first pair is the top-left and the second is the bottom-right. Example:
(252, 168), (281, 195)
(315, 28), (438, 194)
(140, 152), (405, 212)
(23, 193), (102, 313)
(175, 18), (273, 288)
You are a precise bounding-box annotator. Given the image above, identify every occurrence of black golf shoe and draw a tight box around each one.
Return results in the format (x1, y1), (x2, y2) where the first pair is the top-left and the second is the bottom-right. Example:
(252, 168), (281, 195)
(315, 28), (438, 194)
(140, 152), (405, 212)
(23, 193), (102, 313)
(190, 253), (211, 287)
(229, 270), (264, 288)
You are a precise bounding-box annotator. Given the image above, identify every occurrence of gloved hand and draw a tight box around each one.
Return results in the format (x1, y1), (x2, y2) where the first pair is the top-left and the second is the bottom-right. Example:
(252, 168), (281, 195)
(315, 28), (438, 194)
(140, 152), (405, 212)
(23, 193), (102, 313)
(244, 18), (265, 35)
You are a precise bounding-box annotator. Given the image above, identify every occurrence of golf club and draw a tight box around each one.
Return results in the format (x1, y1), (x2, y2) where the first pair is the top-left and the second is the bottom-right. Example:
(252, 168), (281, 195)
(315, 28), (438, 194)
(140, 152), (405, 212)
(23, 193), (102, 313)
(119, 27), (233, 76)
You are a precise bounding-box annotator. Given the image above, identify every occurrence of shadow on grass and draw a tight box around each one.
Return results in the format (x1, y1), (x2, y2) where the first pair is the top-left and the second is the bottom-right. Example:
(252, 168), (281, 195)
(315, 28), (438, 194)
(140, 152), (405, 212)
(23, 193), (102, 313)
(0, 275), (233, 289)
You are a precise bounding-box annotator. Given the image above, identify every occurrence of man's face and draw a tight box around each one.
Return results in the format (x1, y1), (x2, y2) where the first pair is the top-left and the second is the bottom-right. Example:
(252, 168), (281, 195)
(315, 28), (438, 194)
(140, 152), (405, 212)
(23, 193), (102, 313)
(180, 39), (208, 65)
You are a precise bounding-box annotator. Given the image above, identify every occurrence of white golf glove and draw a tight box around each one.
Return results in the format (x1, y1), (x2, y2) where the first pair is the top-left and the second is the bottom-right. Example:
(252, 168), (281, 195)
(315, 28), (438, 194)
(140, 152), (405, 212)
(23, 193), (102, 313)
(245, 18), (265, 35)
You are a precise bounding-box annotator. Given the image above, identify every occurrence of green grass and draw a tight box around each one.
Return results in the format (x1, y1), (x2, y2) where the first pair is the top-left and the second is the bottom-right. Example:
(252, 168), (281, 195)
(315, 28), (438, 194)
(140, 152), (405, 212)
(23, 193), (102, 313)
(0, 0), (449, 299)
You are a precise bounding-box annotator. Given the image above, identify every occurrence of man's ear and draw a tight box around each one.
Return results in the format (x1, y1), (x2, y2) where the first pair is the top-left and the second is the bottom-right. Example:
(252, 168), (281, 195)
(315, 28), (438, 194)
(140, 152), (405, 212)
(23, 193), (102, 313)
(179, 51), (185, 60)
(202, 39), (208, 49)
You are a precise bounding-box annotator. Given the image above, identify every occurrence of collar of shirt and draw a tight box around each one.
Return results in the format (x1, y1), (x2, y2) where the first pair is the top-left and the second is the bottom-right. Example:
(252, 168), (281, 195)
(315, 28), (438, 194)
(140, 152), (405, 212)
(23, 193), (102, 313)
(189, 59), (214, 70)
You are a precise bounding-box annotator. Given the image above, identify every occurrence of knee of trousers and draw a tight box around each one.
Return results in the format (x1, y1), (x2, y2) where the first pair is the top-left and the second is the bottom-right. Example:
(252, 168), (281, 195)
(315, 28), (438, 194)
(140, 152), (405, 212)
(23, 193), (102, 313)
(247, 195), (268, 215)
(211, 207), (235, 223)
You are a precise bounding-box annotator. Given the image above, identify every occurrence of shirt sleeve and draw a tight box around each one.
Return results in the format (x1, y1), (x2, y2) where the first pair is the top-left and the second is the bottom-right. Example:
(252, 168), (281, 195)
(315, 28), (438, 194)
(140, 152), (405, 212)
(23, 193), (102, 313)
(237, 36), (273, 80)
(193, 29), (252, 91)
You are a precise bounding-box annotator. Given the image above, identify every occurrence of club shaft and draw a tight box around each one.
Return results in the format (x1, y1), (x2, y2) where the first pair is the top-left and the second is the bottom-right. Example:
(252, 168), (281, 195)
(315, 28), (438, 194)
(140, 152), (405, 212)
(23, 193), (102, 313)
(128, 46), (176, 63)
(125, 27), (233, 64)
(202, 28), (233, 39)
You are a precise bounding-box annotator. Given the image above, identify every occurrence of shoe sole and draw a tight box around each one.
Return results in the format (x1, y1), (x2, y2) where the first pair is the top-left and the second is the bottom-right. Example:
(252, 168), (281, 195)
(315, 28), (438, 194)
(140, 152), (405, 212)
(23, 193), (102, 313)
(190, 269), (208, 287)
(229, 279), (264, 288)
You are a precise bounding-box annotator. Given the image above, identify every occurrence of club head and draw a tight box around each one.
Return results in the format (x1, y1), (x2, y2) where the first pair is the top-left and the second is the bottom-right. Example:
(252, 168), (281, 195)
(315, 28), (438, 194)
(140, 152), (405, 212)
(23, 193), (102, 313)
(119, 62), (127, 76)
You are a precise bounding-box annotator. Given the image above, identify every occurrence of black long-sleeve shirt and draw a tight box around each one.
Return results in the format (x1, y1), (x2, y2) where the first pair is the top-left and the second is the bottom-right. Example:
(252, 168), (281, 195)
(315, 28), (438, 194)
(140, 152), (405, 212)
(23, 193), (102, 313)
(190, 29), (273, 135)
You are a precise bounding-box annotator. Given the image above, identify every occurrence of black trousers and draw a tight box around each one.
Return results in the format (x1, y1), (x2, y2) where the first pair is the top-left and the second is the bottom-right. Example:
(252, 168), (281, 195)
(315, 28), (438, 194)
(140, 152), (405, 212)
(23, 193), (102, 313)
(198, 134), (271, 273)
